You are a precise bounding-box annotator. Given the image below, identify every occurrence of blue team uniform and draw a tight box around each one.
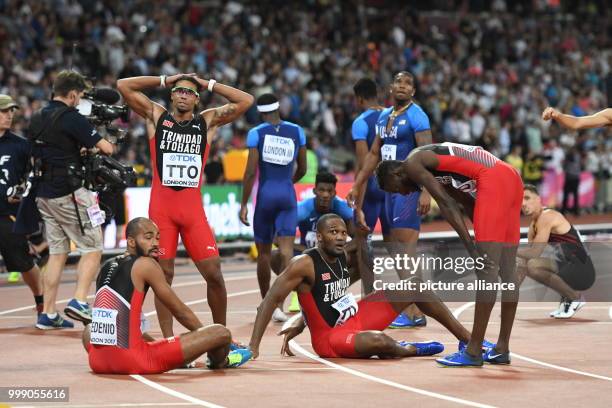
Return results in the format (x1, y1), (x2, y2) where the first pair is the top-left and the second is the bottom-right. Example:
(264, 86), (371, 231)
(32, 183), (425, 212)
(297, 197), (353, 248)
(375, 103), (430, 231)
(351, 108), (389, 234)
(247, 121), (306, 243)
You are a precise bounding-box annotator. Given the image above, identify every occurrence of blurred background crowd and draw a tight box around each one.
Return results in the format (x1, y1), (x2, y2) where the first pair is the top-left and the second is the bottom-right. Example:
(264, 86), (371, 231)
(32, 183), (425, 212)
(1, 0), (611, 214)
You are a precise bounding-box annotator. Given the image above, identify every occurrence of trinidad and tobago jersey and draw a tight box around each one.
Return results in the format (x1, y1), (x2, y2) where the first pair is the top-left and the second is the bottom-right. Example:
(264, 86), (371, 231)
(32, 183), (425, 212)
(415, 142), (504, 196)
(150, 111), (210, 192)
(298, 248), (357, 335)
(90, 255), (148, 349)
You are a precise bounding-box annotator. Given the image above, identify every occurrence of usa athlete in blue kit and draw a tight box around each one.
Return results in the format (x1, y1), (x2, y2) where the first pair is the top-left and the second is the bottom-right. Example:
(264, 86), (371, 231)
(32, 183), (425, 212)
(240, 93), (307, 322)
(348, 73), (434, 327)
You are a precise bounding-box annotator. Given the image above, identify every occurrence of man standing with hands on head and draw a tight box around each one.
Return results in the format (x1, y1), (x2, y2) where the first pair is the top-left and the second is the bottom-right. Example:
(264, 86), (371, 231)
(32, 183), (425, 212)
(117, 73), (253, 337)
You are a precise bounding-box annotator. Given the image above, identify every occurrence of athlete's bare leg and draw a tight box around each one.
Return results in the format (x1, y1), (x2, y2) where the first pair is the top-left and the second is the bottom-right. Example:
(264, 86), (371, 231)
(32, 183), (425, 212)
(155, 258), (176, 337)
(194, 256), (227, 326)
(255, 242), (273, 298)
(21, 265), (43, 297)
(526, 259), (580, 299)
(496, 245), (520, 354)
(180, 324), (231, 367)
(389, 227), (424, 320)
(354, 330), (417, 358)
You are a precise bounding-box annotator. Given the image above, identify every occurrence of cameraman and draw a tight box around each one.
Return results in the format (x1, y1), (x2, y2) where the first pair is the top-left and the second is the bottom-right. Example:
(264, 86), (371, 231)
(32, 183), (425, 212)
(0, 95), (44, 320)
(30, 70), (113, 330)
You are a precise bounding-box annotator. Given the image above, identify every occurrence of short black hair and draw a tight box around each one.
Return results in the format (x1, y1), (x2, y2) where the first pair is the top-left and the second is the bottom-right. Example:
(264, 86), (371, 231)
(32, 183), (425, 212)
(174, 75), (202, 91)
(256, 93), (278, 106)
(126, 217), (149, 239)
(394, 71), (414, 83)
(524, 184), (539, 195)
(353, 78), (377, 100)
(315, 172), (337, 186)
(53, 70), (88, 96)
(375, 160), (402, 191)
(316, 213), (343, 232)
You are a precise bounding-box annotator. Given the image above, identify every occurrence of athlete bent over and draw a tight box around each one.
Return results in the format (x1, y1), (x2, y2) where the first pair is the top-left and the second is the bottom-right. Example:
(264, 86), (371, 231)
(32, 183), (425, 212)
(518, 184), (595, 318)
(117, 74), (253, 336)
(375, 142), (523, 366)
(83, 218), (250, 374)
(249, 214), (475, 360)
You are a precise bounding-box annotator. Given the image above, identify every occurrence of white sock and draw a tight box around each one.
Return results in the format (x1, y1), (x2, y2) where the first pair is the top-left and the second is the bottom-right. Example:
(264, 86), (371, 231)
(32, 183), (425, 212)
(47, 313), (58, 319)
(77, 300), (88, 307)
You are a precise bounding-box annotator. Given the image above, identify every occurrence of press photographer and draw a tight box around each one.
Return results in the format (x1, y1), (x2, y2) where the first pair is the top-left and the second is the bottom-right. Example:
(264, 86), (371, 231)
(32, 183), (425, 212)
(27, 70), (117, 330)
(0, 94), (44, 322)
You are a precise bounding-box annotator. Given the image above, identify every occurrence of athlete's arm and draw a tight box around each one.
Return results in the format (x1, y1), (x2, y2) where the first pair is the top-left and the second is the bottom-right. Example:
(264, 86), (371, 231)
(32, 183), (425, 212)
(405, 152), (479, 259)
(116, 75), (173, 121)
(199, 78), (254, 128)
(517, 211), (557, 259)
(442, 185), (475, 221)
(133, 258), (204, 331)
(415, 130), (433, 215)
(240, 134), (259, 226)
(249, 255), (314, 358)
(347, 134), (382, 209)
(542, 107), (612, 130)
(293, 146), (307, 183)
(354, 140), (369, 174)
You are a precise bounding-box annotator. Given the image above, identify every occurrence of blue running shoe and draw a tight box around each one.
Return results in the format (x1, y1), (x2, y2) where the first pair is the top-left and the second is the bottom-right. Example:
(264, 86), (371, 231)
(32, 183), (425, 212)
(458, 339), (495, 352)
(483, 347), (511, 365)
(398, 341), (445, 356)
(36, 313), (74, 330)
(226, 348), (252, 368)
(389, 314), (427, 329)
(436, 350), (483, 367)
(64, 299), (92, 324)
(230, 342), (248, 351)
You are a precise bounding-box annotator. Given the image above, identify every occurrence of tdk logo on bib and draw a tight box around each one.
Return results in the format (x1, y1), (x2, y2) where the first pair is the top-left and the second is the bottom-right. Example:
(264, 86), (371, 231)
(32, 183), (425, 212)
(93, 309), (116, 318)
(162, 153), (202, 188)
(262, 135), (295, 165)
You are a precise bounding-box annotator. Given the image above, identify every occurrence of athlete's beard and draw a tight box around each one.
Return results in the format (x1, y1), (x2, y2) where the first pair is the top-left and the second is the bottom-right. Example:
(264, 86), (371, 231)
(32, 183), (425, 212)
(321, 241), (344, 258)
(135, 245), (147, 257)
(394, 97), (411, 108)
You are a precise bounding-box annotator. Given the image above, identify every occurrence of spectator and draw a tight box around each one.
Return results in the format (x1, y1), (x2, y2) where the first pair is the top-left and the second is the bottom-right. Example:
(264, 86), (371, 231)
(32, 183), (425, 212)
(505, 145), (524, 173)
(562, 147), (582, 215)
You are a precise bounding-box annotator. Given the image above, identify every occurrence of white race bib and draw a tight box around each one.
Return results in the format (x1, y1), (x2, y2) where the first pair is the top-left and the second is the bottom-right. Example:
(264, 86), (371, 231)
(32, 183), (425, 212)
(87, 204), (106, 227)
(162, 153), (202, 188)
(90, 307), (118, 346)
(331, 293), (359, 327)
(140, 312), (150, 333)
(262, 135), (295, 165)
(305, 231), (317, 248)
(381, 144), (397, 161)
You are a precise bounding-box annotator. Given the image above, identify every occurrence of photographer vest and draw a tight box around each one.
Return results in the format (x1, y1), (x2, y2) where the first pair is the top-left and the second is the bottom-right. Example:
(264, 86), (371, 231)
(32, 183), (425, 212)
(152, 111), (209, 191)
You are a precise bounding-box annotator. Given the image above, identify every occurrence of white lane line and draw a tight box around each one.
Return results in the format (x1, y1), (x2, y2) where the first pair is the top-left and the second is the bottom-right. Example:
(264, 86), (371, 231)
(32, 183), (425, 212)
(609, 306), (612, 320)
(171, 367), (336, 373)
(0, 275), (255, 316)
(131, 288), (260, 406)
(130, 375), (224, 408)
(282, 314), (496, 408)
(453, 302), (612, 382)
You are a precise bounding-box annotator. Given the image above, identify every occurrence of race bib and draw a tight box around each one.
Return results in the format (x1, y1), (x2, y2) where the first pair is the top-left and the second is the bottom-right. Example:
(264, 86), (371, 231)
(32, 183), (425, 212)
(441, 142), (480, 154)
(450, 178), (477, 194)
(305, 231), (317, 248)
(331, 293), (359, 327)
(162, 153), (202, 188)
(87, 204), (106, 227)
(381, 144), (397, 161)
(262, 135), (295, 165)
(90, 307), (118, 346)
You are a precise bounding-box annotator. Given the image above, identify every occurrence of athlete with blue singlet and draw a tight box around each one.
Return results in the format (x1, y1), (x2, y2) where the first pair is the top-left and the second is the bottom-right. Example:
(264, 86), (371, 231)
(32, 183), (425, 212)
(240, 93), (307, 322)
(348, 72), (434, 328)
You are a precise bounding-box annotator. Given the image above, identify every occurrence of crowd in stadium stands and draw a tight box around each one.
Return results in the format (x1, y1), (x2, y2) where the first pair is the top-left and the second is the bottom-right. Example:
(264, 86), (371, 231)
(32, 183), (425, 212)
(1, 0), (611, 213)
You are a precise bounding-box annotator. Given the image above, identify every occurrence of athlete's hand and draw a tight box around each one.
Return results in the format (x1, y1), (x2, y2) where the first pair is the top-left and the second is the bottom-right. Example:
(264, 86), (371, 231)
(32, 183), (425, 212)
(354, 209), (370, 232)
(279, 325), (303, 357)
(165, 73), (197, 87)
(249, 345), (259, 360)
(346, 187), (359, 209)
(541, 107), (558, 121)
(239, 205), (250, 226)
(418, 189), (431, 216)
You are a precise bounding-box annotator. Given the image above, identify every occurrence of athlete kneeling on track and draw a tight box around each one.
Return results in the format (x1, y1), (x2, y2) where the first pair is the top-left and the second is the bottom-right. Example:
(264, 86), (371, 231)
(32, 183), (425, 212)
(82, 217), (251, 374)
(249, 214), (475, 360)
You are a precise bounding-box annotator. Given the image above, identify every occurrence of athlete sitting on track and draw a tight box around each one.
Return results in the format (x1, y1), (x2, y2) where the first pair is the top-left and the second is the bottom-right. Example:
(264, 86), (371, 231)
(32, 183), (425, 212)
(82, 217), (251, 374)
(517, 184), (595, 318)
(249, 214), (475, 360)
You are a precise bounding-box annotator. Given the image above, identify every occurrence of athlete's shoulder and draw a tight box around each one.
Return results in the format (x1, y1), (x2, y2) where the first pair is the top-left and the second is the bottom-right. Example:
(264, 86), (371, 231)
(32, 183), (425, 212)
(297, 197), (316, 220)
(539, 208), (564, 225)
(331, 197), (353, 218)
(280, 121), (304, 131)
(251, 122), (270, 132)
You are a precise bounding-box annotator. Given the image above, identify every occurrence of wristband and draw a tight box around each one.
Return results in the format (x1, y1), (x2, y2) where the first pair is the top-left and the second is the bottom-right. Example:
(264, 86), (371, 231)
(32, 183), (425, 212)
(160, 75), (166, 88)
(207, 79), (216, 92)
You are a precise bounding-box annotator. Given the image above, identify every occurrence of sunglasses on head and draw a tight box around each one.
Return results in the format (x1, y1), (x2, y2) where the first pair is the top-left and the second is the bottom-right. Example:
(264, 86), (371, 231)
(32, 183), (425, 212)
(171, 86), (199, 98)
